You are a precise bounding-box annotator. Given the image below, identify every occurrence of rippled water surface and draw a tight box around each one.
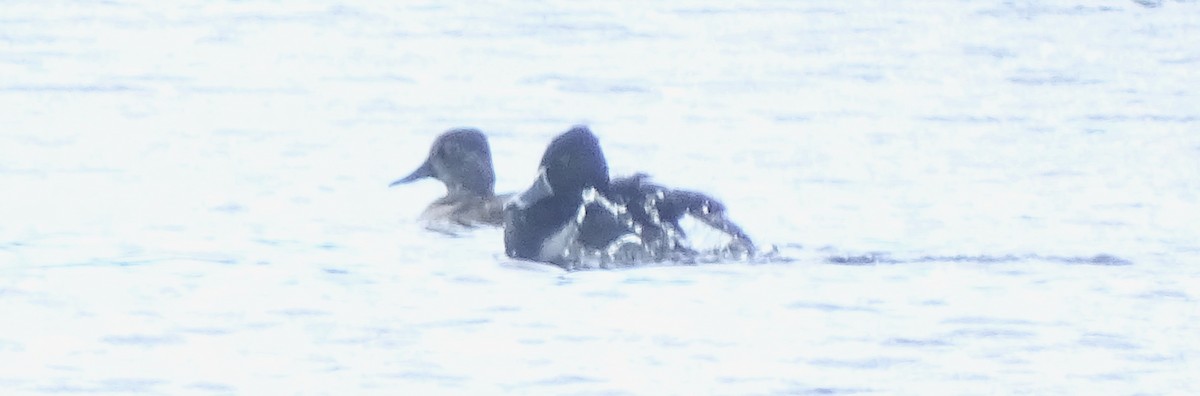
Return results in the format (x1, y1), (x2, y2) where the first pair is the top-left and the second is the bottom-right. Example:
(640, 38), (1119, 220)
(2, 1), (1199, 394)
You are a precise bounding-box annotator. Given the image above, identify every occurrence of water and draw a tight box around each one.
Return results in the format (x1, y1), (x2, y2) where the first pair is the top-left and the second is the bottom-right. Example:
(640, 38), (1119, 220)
(2, 0), (1199, 394)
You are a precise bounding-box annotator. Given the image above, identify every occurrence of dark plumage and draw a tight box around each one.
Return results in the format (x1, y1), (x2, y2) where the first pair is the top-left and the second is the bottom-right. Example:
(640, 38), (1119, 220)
(503, 126), (755, 269)
(503, 126), (637, 267)
(609, 174), (755, 259)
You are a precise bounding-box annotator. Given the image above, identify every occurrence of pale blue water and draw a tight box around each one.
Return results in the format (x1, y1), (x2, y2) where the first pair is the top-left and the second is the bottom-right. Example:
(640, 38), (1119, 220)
(2, 1), (1199, 394)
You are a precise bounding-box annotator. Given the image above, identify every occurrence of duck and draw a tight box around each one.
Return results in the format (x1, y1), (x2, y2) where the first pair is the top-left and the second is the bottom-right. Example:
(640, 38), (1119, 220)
(389, 128), (511, 231)
(503, 125), (755, 269)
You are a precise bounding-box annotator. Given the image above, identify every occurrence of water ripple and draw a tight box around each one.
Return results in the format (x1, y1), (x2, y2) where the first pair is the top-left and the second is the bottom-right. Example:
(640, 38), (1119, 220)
(827, 253), (1132, 266)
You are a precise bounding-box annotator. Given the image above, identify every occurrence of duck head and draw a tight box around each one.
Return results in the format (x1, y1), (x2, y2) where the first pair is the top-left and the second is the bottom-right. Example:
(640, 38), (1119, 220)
(390, 128), (496, 199)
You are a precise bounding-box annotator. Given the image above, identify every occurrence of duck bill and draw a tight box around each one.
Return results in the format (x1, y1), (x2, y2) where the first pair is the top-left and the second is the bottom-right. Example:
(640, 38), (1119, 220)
(511, 168), (554, 209)
(389, 160), (434, 187)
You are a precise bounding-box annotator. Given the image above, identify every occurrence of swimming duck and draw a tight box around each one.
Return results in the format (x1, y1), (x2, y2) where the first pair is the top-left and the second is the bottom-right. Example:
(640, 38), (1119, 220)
(503, 126), (755, 269)
(389, 128), (511, 231)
